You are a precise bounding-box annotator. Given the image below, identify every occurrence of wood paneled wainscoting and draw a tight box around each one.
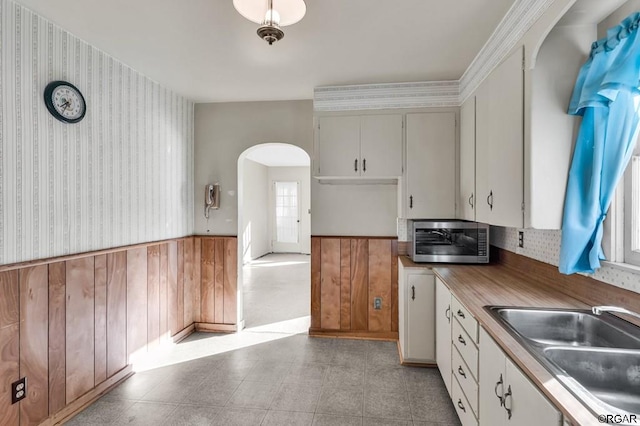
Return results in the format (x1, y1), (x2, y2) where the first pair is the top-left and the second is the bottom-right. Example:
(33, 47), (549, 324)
(0, 236), (236, 426)
(310, 236), (398, 340)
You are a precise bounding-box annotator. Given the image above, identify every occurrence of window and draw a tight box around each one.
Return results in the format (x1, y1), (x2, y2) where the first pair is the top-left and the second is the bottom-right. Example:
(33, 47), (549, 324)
(624, 144), (640, 266)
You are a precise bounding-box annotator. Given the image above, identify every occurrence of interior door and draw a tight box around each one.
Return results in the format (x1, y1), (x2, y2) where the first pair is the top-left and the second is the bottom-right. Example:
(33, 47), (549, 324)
(272, 181), (301, 253)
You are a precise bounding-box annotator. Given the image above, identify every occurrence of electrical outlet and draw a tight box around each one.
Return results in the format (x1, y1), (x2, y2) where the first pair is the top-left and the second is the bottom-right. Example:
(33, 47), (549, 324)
(11, 377), (26, 404)
(374, 297), (382, 310)
(518, 231), (524, 248)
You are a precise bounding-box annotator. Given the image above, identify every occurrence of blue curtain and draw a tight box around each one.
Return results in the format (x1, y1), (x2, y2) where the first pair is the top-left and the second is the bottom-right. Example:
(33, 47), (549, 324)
(559, 12), (640, 274)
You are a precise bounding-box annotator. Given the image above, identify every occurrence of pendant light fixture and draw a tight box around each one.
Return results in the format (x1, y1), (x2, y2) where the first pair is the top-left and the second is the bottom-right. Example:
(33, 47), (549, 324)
(233, 0), (306, 45)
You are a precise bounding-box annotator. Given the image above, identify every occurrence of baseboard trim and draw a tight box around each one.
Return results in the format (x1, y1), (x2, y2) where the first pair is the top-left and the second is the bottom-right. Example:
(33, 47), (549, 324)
(397, 341), (437, 368)
(171, 324), (196, 343)
(45, 365), (134, 425)
(195, 322), (237, 333)
(308, 328), (398, 341)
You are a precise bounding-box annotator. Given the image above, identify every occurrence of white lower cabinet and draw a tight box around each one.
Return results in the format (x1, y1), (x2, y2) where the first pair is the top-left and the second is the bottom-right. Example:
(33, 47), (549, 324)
(398, 262), (435, 363)
(479, 327), (562, 426)
(435, 277), (452, 395)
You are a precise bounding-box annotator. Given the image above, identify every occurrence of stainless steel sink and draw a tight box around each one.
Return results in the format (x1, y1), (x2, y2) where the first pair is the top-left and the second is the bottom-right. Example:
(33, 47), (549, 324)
(487, 306), (640, 423)
(495, 308), (640, 349)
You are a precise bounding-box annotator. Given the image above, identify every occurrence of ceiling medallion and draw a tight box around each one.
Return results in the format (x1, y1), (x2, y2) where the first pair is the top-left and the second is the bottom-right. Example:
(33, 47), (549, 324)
(233, 0), (306, 45)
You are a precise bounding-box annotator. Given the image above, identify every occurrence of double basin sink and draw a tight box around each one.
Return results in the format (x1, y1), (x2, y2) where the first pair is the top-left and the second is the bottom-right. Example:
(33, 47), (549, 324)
(487, 306), (640, 421)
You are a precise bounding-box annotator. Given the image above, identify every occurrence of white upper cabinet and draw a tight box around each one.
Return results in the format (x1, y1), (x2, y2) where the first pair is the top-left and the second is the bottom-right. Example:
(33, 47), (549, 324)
(459, 96), (476, 221)
(316, 114), (402, 178)
(405, 112), (456, 219)
(475, 46), (524, 228)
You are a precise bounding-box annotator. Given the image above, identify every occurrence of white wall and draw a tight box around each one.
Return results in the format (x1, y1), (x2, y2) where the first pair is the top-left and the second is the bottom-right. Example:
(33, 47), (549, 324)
(268, 167), (311, 254)
(241, 159), (269, 262)
(599, 0), (640, 37)
(0, 0), (194, 265)
(194, 100), (399, 238)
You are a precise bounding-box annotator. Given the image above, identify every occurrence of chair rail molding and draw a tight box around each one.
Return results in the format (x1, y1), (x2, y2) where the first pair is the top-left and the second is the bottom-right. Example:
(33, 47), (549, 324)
(313, 0), (557, 111)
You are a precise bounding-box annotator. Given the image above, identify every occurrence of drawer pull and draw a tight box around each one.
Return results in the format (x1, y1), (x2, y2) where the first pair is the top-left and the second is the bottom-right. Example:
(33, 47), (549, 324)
(457, 309), (466, 319)
(457, 399), (466, 412)
(495, 373), (504, 405)
(457, 335), (466, 346)
(445, 306), (451, 322)
(457, 366), (466, 378)
(411, 285), (416, 301)
(503, 385), (513, 419)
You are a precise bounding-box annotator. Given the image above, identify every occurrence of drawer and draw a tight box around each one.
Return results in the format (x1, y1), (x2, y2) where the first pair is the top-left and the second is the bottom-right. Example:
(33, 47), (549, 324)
(452, 346), (478, 417)
(452, 318), (478, 380)
(452, 375), (479, 426)
(452, 296), (478, 343)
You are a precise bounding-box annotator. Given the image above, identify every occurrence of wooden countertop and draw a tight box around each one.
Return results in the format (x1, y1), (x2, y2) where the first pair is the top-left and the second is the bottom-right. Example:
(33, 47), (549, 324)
(421, 258), (604, 426)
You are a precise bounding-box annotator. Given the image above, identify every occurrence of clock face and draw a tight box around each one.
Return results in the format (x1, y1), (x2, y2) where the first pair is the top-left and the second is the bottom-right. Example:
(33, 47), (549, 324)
(44, 81), (86, 123)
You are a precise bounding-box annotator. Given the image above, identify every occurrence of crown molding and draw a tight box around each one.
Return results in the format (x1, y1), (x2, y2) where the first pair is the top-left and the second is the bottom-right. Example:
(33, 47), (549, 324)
(313, 81), (459, 112)
(313, 0), (555, 111)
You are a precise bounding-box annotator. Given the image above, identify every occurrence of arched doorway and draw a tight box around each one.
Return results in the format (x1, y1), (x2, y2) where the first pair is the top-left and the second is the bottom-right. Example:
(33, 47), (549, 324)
(237, 143), (311, 332)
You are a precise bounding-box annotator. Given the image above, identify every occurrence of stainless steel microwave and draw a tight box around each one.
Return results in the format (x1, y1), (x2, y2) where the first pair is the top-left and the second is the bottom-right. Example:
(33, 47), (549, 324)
(408, 220), (489, 263)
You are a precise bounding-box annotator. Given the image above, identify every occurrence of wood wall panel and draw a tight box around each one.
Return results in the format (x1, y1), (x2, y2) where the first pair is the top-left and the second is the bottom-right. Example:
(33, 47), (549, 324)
(147, 246), (160, 351)
(223, 238), (237, 324)
(20, 265), (49, 426)
(176, 240), (185, 332)
(350, 239), (369, 331)
(94, 255), (107, 385)
(106, 252), (127, 377)
(391, 240), (399, 332)
(340, 240), (351, 330)
(320, 239), (341, 330)
(193, 238), (202, 323)
(311, 238), (321, 329)
(214, 239), (225, 324)
(65, 258), (95, 405)
(168, 241), (180, 336)
(0, 270), (19, 426)
(48, 263), (66, 416)
(183, 238), (194, 326)
(368, 240), (392, 332)
(200, 239), (215, 323)
(159, 244), (169, 343)
(127, 248), (148, 361)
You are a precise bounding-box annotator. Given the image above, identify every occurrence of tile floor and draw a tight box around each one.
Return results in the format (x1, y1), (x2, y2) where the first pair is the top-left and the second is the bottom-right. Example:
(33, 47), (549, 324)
(65, 253), (460, 426)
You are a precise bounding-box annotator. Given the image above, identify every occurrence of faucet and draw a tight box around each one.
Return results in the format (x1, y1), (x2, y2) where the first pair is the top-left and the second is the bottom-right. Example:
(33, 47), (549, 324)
(592, 305), (640, 321)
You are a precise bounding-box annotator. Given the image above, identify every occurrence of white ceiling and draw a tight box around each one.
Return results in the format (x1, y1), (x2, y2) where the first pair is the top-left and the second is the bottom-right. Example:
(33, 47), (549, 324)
(245, 144), (310, 167)
(15, 0), (516, 103)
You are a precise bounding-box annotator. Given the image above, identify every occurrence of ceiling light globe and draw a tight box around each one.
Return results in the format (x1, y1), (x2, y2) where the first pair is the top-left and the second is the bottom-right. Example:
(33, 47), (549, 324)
(264, 9), (281, 26)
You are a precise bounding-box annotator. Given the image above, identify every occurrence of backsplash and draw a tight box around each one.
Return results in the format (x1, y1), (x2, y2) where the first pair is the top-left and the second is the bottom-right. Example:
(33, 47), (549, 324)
(491, 226), (640, 294)
(0, 0), (195, 264)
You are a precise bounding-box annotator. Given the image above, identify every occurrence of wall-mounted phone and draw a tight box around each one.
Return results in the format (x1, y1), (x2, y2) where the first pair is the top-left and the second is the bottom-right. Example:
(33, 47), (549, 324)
(204, 183), (220, 218)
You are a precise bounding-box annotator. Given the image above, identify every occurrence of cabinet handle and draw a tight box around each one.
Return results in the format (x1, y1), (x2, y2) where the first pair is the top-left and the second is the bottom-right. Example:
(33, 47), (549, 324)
(409, 195), (413, 209)
(487, 190), (494, 210)
(457, 366), (466, 379)
(363, 158), (366, 172)
(468, 193), (474, 208)
(457, 309), (465, 319)
(445, 306), (450, 322)
(503, 385), (513, 419)
(494, 373), (504, 406)
(457, 334), (466, 346)
(411, 285), (415, 301)
(354, 158), (358, 172)
(457, 399), (466, 412)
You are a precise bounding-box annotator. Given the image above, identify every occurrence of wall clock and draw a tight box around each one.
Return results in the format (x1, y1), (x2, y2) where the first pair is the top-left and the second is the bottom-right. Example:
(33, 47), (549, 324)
(43, 81), (86, 124)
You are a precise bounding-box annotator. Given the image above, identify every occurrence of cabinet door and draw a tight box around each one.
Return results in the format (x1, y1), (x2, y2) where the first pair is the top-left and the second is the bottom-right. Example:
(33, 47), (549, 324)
(475, 81), (492, 224)
(505, 358), (562, 426)
(479, 328), (506, 426)
(406, 273), (435, 362)
(406, 112), (456, 219)
(317, 116), (360, 176)
(487, 47), (524, 228)
(360, 115), (402, 177)
(459, 97), (476, 221)
(435, 278), (452, 396)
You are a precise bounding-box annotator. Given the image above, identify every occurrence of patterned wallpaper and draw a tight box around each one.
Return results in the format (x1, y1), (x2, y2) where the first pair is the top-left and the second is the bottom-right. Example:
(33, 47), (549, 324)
(0, 0), (194, 265)
(491, 227), (640, 295)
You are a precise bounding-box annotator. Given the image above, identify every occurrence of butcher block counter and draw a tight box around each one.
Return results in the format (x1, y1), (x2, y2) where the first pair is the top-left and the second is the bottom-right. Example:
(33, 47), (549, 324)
(400, 249), (640, 426)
